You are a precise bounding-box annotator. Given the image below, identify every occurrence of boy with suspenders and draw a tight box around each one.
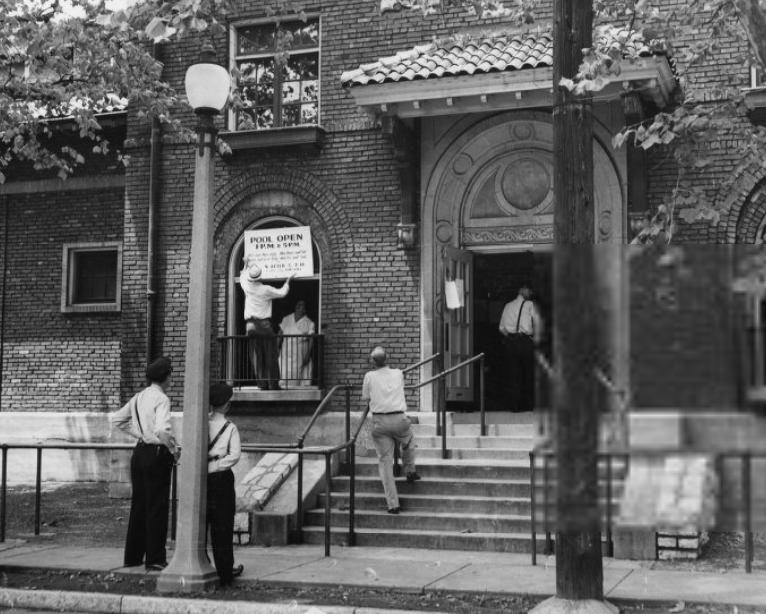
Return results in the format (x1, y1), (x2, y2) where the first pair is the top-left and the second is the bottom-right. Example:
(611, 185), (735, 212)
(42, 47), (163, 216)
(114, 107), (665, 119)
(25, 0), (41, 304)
(207, 382), (243, 586)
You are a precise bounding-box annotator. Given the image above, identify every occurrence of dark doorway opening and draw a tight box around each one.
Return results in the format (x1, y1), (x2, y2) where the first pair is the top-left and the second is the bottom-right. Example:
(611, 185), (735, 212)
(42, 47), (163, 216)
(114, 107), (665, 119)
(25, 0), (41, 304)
(473, 250), (553, 412)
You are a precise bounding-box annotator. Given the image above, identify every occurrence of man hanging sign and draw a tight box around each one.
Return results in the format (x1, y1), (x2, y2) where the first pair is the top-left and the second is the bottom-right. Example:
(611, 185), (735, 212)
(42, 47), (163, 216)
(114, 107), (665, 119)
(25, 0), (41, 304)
(244, 226), (314, 280)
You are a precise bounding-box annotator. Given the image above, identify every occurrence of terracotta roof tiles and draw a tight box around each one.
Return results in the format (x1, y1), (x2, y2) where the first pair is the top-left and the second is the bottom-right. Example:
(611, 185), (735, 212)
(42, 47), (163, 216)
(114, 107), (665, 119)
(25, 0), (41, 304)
(340, 29), (657, 87)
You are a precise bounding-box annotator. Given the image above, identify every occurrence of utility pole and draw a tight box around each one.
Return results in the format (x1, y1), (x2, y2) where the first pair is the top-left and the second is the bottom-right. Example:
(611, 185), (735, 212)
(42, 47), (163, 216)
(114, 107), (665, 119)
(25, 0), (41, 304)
(532, 0), (616, 611)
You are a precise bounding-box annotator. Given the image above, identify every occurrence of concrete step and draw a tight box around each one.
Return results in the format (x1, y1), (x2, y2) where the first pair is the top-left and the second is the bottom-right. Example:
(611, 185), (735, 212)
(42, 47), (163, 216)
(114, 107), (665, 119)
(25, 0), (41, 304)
(416, 447), (530, 460)
(300, 525), (540, 553)
(352, 457), (531, 480)
(319, 491), (532, 515)
(412, 435), (534, 449)
(332, 475), (532, 498)
(412, 423), (536, 437)
(303, 508), (531, 533)
(415, 411), (536, 425)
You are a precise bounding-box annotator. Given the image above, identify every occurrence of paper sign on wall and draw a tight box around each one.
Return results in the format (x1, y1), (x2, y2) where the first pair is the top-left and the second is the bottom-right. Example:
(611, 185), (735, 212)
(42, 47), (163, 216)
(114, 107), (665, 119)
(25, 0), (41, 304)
(445, 278), (464, 310)
(244, 226), (314, 280)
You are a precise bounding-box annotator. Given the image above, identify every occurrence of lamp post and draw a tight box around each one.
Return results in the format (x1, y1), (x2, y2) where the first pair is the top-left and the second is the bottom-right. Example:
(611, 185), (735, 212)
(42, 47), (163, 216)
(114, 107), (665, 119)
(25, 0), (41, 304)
(157, 44), (230, 593)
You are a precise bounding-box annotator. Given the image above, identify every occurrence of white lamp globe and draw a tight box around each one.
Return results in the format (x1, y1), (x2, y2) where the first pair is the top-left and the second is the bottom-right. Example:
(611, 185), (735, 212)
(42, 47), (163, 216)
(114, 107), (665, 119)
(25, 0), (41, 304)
(185, 45), (231, 113)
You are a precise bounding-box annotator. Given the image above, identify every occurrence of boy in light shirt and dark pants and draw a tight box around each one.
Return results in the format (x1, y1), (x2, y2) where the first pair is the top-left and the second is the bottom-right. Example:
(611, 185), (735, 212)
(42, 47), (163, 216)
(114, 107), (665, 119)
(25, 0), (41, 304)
(207, 382), (244, 586)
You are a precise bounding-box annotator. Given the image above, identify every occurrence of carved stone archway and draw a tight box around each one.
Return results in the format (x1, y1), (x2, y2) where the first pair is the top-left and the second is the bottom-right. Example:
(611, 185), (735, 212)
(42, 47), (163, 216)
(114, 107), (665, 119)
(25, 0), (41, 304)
(419, 110), (627, 410)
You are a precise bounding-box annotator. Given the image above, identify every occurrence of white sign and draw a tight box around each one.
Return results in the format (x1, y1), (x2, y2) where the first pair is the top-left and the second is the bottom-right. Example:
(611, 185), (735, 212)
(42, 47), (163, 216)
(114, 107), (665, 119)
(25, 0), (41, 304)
(244, 226), (314, 280)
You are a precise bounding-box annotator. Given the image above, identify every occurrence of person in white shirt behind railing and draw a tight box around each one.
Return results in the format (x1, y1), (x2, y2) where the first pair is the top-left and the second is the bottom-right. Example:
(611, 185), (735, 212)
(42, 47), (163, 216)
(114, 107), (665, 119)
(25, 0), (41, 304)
(278, 299), (315, 389)
(206, 382), (243, 587)
(110, 356), (179, 572)
(498, 280), (543, 413)
(239, 255), (294, 391)
(361, 346), (420, 515)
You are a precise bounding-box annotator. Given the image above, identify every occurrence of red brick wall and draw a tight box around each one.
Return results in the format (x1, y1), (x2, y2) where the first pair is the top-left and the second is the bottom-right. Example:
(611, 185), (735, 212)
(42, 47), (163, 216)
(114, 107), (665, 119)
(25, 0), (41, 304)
(630, 246), (739, 408)
(0, 187), (124, 412)
(2, 0), (759, 415)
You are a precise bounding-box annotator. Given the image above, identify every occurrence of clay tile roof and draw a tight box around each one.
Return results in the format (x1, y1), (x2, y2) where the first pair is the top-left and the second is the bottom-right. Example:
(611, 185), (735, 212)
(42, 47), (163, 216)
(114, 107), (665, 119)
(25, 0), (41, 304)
(340, 29), (659, 87)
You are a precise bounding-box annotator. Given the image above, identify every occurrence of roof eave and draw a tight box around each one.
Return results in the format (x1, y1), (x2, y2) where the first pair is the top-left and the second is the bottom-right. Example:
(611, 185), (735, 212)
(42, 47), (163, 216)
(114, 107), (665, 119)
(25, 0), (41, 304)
(343, 55), (676, 118)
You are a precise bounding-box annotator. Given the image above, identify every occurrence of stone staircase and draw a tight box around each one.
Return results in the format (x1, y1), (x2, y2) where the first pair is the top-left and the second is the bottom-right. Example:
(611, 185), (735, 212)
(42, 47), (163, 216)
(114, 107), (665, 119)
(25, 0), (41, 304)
(301, 411), (545, 553)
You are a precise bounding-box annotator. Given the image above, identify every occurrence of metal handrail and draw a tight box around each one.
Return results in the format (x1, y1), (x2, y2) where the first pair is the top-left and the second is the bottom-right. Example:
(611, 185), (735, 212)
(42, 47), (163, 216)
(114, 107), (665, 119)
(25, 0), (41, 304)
(0, 402), (367, 559)
(296, 384), (352, 449)
(528, 447), (763, 573)
(0, 442), (173, 543)
(406, 352), (486, 458)
(402, 353), (440, 374)
(217, 333), (325, 388)
(241, 404), (370, 557)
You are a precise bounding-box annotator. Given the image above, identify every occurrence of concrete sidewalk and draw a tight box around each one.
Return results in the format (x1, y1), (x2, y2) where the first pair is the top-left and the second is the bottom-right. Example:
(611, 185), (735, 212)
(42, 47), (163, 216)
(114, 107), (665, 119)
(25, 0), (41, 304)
(1, 540), (765, 612)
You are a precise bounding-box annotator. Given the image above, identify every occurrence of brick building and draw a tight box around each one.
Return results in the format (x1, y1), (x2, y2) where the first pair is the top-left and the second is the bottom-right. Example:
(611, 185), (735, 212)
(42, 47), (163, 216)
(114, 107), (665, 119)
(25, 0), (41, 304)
(1, 1), (766, 492)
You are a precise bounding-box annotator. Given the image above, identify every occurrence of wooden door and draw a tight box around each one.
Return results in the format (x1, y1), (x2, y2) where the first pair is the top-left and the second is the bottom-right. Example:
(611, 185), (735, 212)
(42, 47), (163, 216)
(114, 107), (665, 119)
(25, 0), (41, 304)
(443, 246), (474, 402)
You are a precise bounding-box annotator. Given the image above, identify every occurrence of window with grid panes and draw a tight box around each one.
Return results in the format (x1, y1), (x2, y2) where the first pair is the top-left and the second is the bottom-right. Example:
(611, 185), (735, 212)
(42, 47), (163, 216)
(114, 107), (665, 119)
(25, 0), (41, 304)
(61, 242), (122, 313)
(233, 18), (319, 130)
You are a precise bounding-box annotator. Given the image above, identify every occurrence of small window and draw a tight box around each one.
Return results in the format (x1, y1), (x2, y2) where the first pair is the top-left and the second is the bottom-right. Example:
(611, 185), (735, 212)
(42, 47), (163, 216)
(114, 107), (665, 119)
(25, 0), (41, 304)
(752, 64), (765, 89)
(61, 242), (122, 313)
(231, 17), (320, 131)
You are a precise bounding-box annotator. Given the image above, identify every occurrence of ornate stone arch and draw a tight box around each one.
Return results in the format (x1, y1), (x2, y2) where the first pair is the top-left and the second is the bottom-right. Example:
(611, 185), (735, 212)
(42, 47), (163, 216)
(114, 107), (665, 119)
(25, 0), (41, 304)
(210, 166), (353, 362)
(213, 165), (353, 265)
(723, 168), (766, 243)
(418, 109), (626, 410)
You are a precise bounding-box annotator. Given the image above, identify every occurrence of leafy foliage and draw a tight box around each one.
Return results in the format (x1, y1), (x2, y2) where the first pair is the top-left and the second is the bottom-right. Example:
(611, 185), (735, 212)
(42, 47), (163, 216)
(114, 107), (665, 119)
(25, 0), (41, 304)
(380, 0), (766, 243)
(0, 0), (184, 183)
(0, 0), (322, 182)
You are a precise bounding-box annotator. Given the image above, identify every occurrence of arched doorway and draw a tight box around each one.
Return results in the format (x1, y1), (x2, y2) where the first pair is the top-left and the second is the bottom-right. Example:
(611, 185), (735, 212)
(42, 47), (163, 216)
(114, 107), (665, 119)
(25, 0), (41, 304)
(420, 110), (626, 410)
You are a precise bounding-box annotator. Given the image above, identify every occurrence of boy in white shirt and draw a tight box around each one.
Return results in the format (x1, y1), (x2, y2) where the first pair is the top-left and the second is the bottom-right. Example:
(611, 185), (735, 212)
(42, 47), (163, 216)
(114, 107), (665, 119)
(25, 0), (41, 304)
(207, 382), (243, 587)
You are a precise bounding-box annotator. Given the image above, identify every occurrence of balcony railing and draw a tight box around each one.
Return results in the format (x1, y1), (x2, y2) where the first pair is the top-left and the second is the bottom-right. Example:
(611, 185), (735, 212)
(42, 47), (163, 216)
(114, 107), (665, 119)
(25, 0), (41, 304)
(218, 334), (325, 389)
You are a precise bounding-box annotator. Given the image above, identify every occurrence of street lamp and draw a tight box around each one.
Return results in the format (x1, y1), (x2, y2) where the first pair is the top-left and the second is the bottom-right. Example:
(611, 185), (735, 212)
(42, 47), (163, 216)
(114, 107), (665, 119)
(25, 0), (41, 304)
(157, 44), (230, 593)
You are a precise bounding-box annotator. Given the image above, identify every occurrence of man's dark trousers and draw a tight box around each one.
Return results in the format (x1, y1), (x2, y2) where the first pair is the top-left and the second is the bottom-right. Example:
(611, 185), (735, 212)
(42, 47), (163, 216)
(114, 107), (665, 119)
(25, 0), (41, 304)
(207, 469), (235, 585)
(505, 333), (535, 412)
(247, 317), (280, 389)
(124, 442), (174, 567)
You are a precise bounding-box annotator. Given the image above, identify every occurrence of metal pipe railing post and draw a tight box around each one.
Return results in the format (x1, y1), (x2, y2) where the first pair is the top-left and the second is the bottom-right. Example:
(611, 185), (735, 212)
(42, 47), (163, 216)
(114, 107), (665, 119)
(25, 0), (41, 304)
(435, 354), (443, 438)
(345, 386), (351, 467)
(1, 446), (7, 542)
(743, 452), (753, 573)
(349, 442), (356, 547)
(34, 447), (42, 536)
(324, 452), (332, 557)
(170, 462), (178, 541)
(480, 354), (486, 437)
(297, 453), (304, 543)
(543, 452), (552, 554)
(605, 454), (613, 557)
(529, 451), (537, 566)
(440, 374), (447, 459)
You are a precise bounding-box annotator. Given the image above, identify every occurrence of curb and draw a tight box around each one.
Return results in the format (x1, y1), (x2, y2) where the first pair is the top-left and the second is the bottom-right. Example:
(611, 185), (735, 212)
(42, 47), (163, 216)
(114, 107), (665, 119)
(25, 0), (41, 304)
(0, 587), (452, 614)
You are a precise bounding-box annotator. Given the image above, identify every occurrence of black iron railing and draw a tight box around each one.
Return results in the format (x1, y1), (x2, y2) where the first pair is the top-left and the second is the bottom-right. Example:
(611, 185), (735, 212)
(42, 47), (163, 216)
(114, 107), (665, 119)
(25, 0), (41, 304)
(529, 447), (764, 573)
(0, 385), (360, 557)
(406, 353), (486, 459)
(240, 383), (366, 556)
(217, 333), (325, 389)
(0, 442), (179, 543)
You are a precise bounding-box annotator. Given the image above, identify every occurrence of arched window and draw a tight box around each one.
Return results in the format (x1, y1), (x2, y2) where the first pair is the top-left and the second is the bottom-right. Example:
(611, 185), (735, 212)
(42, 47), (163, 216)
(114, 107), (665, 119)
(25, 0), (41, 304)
(226, 216), (322, 389)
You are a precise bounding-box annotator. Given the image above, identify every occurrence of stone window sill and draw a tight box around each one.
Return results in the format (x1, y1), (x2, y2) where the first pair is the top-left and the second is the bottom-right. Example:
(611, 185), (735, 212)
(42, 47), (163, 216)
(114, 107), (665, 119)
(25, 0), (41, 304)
(221, 126), (326, 152)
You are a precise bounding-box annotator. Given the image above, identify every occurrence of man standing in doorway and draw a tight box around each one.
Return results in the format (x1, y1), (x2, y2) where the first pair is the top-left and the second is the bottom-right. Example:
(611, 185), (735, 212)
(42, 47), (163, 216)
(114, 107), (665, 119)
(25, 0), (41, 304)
(498, 281), (543, 412)
(240, 255), (293, 390)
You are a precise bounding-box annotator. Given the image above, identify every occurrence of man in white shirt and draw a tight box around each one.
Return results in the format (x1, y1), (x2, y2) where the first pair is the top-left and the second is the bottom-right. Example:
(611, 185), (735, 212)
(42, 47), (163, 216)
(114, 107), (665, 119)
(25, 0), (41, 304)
(110, 356), (179, 571)
(361, 346), (420, 514)
(498, 281), (543, 412)
(207, 382), (243, 587)
(240, 255), (293, 390)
